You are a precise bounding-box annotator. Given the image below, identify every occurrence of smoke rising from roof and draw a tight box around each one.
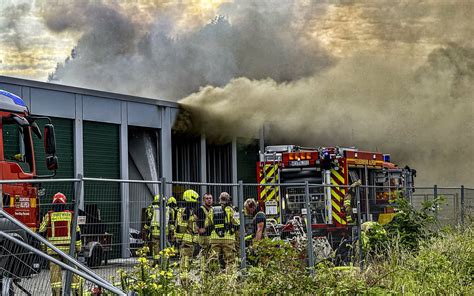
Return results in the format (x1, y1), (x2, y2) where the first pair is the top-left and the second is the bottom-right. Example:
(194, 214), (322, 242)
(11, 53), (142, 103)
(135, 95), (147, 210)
(47, 1), (331, 100)
(41, 1), (473, 186)
(181, 44), (474, 186)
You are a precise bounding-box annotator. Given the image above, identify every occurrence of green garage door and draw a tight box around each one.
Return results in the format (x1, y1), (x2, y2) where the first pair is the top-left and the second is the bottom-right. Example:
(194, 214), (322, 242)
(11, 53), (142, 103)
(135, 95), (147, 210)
(33, 118), (74, 211)
(83, 121), (121, 258)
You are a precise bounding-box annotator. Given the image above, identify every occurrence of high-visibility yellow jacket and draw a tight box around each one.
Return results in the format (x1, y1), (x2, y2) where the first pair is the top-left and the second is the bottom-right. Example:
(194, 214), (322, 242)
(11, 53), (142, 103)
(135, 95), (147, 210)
(144, 204), (169, 237)
(208, 205), (240, 243)
(39, 210), (81, 255)
(176, 207), (197, 243)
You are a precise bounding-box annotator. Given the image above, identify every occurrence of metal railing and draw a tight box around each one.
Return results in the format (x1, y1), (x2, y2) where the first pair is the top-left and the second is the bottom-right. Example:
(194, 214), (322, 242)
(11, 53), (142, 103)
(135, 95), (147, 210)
(0, 176), (472, 295)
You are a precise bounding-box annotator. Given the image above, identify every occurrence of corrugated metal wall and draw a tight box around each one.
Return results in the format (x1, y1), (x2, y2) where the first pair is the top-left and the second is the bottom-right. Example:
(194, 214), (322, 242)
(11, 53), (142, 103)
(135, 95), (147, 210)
(172, 134), (200, 182)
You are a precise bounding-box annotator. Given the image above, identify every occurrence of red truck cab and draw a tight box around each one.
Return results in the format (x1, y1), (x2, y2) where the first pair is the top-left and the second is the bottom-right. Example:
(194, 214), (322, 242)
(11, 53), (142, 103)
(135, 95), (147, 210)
(0, 90), (58, 230)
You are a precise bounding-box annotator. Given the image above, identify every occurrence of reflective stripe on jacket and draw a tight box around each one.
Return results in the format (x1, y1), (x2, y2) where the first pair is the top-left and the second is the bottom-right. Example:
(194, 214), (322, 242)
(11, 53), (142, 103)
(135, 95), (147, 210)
(176, 207), (197, 243)
(39, 210), (81, 254)
(209, 206), (240, 242)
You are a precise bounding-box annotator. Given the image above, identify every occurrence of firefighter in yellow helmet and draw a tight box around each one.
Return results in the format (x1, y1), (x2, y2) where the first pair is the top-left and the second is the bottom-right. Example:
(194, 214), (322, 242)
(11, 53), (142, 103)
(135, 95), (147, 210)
(144, 194), (170, 264)
(208, 192), (240, 272)
(176, 189), (199, 281)
(39, 192), (82, 296)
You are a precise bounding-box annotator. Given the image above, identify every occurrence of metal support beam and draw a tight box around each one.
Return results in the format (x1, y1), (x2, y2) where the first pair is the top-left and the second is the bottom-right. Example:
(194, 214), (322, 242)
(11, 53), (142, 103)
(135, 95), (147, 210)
(64, 177), (82, 296)
(364, 166), (370, 221)
(232, 137), (238, 207)
(259, 125), (265, 154)
(305, 181), (314, 274)
(160, 107), (173, 193)
(74, 94), (84, 209)
(120, 101), (130, 259)
(356, 186), (363, 270)
(460, 185), (465, 229)
(200, 134), (207, 195)
(238, 181), (246, 270)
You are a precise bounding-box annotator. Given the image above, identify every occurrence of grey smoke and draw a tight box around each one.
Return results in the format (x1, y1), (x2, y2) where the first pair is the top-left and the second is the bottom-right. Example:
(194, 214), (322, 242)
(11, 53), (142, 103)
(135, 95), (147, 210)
(181, 44), (474, 186)
(47, 1), (331, 100)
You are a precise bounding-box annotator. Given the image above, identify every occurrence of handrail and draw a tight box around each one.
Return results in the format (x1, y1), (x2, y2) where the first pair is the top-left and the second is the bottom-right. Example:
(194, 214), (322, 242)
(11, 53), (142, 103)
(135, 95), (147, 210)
(0, 231), (125, 296)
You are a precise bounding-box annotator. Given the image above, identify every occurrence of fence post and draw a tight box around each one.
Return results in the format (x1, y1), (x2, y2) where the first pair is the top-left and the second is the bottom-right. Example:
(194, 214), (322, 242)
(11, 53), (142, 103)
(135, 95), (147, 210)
(460, 185), (465, 229)
(64, 174), (83, 296)
(304, 181), (314, 275)
(238, 181), (246, 270)
(356, 186), (363, 271)
(160, 178), (167, 253)
(434, 185), (438, 220)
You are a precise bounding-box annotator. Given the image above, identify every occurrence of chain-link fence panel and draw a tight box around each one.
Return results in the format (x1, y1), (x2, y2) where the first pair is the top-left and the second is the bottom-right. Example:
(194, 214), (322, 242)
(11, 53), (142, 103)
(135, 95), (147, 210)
(0, 179), (123, 296)
(464, 188), (474, 227)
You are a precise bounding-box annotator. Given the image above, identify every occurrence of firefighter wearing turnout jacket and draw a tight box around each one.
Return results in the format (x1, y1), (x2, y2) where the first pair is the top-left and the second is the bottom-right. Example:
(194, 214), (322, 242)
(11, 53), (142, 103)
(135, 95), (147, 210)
(208, 192), (240, 271)
(343, 180), (362, 225)
(167, 196), (178, 248)
(144, 194), (169, 263)
(176, 189), (199, 280)
(39, 192), (81, 296)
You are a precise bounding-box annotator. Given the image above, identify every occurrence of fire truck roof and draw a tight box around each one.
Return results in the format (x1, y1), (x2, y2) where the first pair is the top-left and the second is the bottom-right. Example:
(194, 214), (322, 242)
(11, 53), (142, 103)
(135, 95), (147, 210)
(0, 90), (28, 113)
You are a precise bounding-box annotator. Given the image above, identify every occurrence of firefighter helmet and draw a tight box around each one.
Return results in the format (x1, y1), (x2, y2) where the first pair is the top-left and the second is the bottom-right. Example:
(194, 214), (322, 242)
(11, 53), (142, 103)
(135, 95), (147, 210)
(183, 189), (199, 203)
(167, 196), (177, 206)
(153, 194), (160, 203)
(52, 192), (67, 204)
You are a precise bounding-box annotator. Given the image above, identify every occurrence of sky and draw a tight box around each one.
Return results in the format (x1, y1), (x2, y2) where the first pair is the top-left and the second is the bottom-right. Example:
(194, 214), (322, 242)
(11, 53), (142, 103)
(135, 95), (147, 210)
(0, 0), (473, 186)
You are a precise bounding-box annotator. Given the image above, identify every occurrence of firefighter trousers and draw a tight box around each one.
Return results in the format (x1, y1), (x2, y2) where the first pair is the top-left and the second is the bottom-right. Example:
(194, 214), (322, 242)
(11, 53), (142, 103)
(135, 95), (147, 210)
(208, 241), (237, 272)
(150, 234), (160, 261)
(50, 255), (80, 296)
(179, 241), (195, 281)
(198, 236), (211, 274)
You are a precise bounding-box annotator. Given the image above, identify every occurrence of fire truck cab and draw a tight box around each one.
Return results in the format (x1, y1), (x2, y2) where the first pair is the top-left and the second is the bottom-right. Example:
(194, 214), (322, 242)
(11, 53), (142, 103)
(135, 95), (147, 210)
(257, 145), (415, 241)
(0, 90), (58, 289)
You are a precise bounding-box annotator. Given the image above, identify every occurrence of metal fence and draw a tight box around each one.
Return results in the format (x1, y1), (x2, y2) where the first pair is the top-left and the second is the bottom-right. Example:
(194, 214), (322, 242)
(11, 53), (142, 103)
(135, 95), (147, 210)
(0, 177), (472, 295)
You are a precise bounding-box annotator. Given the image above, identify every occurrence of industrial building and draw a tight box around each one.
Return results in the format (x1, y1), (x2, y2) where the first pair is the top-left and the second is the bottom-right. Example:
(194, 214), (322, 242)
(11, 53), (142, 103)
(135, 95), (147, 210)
(0, 76), (259, 255)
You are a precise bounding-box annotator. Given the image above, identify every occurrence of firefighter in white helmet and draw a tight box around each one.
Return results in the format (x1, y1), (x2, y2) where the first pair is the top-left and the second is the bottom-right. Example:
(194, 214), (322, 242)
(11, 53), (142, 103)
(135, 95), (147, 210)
(39, 192), (82, 296)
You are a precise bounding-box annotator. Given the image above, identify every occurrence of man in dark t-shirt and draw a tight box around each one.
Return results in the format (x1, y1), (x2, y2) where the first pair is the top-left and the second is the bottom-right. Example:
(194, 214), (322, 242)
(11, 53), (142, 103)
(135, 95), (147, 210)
(196, 193), (213, 264)
(244, 198), (266, 245)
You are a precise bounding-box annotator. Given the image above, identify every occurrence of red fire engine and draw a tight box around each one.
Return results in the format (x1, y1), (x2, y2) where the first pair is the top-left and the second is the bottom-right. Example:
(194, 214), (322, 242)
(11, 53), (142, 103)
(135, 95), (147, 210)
(0, 90), (58, 285)
(257, 145), (415, 242)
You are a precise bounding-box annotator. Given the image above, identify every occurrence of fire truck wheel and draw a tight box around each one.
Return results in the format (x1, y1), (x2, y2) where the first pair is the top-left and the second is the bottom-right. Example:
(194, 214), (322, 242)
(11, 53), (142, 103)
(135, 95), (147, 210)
(86, 247), (103, 267)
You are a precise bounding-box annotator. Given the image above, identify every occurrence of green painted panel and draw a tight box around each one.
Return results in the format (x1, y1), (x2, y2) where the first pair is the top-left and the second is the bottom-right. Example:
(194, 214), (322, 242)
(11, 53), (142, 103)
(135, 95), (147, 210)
(32, 118), (74, 219)
(237, 139), (259, 183)
(83, 121), (121, 258)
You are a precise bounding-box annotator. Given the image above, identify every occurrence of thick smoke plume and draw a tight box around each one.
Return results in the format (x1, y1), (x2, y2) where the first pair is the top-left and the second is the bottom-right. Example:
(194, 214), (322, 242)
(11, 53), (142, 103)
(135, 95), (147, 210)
(47, 1), (330, 100)
(181, 44), (474, 186)
(41, 1), (473, 186)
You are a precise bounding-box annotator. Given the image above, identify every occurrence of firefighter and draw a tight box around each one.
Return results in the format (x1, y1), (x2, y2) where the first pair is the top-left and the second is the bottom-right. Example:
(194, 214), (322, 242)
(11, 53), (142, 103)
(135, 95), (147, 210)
(39, 192), (81, 296)
(196, 193), (213, 272)
(176, 189), (199, 281)
(243, 198), (266, 246)
(167, 196), (178, 249)
(144, 194), (168, 264)
(208, 192), (240, 272)
(343, 180), (362, 224)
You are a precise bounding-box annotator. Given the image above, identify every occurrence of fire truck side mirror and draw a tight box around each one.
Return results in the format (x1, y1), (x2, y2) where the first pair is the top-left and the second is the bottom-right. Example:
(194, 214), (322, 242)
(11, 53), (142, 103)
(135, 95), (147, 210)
(44, 124), (56, 155)
(46, 155), (58, 171)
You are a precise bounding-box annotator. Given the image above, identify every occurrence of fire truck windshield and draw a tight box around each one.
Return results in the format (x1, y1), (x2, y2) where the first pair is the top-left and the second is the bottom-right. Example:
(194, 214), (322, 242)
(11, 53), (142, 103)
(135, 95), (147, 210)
(2, 117), (34, 173)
